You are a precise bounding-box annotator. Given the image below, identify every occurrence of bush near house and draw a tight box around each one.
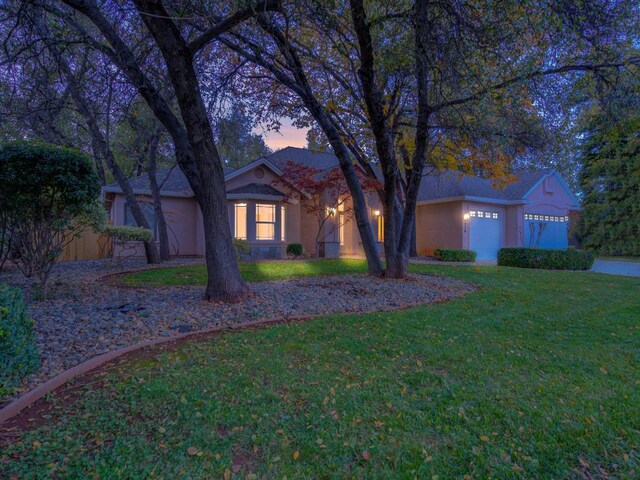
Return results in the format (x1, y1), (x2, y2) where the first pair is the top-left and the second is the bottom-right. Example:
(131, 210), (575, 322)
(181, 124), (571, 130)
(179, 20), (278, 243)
(102, 225), (153, 243)
(498, 247), (595, 270)
(233, 238), (251, 258)
(0, 284), (38, 396)
(286, 243), (303, 256)
(433, 248), (477, 262)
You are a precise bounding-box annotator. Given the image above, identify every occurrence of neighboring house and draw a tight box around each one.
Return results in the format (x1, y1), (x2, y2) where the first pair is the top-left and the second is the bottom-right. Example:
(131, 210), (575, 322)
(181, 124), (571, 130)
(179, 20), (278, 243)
(102, 146), (580, 260)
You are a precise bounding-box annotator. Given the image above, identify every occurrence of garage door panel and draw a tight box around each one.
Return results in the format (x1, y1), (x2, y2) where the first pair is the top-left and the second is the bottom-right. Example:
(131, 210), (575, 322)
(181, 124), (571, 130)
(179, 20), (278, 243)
(524, 213), (569, 249)
(469, 210), (501, 260)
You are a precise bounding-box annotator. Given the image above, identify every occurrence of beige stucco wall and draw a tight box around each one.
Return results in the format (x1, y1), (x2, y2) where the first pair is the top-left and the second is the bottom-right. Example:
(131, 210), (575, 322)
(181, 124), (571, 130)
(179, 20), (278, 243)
(110, 193), (198, 257)
(416, 202), (464, 255)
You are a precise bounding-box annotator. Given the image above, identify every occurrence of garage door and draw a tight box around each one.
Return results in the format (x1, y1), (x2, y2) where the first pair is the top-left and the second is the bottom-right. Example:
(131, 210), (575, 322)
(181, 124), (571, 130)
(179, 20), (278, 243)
(524, 214), (569, 249)
(469, 210), (501, 260)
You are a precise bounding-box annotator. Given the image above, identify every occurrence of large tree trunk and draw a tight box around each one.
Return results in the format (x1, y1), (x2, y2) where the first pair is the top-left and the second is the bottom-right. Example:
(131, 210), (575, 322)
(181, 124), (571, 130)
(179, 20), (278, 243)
(133, 0), (250, 301)
(147, 131), (171, 261)
(62, 0), (250, 301)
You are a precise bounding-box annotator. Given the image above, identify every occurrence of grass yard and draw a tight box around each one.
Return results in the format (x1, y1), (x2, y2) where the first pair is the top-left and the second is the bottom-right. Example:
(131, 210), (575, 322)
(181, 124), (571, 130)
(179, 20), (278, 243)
(2, 264), (639, 479)
(123, 258), (369, 286)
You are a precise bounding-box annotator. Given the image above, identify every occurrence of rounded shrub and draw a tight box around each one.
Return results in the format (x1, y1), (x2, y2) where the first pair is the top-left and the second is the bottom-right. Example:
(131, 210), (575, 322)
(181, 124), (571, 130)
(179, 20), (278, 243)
(0, 284), (39, 396)
(286, 243), (303, 256)
(233, 238), (251, 257)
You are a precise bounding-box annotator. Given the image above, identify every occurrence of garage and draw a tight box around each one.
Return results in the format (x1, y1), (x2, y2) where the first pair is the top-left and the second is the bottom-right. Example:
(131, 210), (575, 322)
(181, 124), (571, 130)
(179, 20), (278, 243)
(524, 213), (569, 249)
(469, 209), (502, 260)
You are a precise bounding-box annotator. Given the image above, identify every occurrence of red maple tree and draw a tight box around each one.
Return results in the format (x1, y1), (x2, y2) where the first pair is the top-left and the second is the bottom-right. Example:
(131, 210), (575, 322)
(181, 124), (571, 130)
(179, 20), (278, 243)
(273, 160), (380, 257)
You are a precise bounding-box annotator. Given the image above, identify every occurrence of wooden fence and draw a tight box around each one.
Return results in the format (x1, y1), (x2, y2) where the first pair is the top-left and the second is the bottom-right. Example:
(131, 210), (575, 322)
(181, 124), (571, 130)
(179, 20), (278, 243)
(59, 230), (111, 262)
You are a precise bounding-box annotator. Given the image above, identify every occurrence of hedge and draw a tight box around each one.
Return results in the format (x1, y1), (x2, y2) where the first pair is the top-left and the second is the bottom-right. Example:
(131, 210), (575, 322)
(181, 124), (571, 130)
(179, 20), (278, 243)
(433, 248), (477, 262)
(498, 247), (595, 270)
(102, 225), (153, 243)
(286, 243), (303, 256)
(0, 284), (39, 396)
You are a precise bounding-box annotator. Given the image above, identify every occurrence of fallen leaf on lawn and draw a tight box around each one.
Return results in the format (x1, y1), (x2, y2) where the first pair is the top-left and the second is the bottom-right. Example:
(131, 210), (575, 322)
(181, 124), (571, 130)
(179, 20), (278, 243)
(223, 468), (232, 480)
(158, 427), (166, 434)
(579, 458), (590, 468)
(293, 450), (300, 460)
(187, 447), (198, 456)
(362, 451), (371, 461)
(480, 436), (490, 442)
(32, 441), (42, 449)
(599, 367), (608, 374)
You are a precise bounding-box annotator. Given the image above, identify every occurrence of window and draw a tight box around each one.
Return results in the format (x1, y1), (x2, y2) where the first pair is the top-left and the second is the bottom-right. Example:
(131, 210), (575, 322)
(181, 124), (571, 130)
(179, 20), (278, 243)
(125, 202), (156, 238)
(377, 215), (384, 242)
(339, 213), (345, 245)
(525, 213), (568, 223)
(256, 204), (275, 240)
(281, 205), (286, 241)
(235, 203), (247, 240)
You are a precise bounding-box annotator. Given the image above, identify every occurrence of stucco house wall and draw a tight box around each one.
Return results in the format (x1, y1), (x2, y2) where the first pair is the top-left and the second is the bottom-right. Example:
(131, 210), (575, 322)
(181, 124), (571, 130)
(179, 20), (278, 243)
(416, 202), (464, 256)
(109, 193), (198, 257)
(524, 174), (577, 216)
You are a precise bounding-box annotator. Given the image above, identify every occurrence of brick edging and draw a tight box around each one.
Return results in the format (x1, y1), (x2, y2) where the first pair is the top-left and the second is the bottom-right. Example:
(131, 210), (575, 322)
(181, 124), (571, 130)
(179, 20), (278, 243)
(0, 280), (477, 426)
(0, 314), (316, 425)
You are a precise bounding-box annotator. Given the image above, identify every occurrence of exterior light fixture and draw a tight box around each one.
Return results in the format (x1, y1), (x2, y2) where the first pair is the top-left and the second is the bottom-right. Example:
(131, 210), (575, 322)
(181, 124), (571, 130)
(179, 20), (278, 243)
(373, 209), (381, 216)
(463, 213), (470, 220)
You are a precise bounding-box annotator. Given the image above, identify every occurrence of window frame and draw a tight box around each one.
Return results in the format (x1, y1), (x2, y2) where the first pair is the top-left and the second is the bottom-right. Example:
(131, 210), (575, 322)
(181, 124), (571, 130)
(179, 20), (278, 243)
(234, 202), (247, 240)
(255, 203), (276, 241)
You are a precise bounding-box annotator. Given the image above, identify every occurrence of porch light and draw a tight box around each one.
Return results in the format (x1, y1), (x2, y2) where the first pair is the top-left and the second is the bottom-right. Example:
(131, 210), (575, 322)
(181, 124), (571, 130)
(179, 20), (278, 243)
(326, 206), (336, 216)
(463, 213), (470, 220)
(373, 209), (381, 216)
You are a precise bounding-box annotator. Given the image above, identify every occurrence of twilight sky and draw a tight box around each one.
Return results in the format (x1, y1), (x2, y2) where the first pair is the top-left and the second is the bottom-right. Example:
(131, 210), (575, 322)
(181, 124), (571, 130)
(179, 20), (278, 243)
(259, 118), (308, 151)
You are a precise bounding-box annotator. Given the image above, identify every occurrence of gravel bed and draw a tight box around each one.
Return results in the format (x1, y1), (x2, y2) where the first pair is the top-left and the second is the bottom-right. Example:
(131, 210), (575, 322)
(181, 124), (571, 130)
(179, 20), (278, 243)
(0, 260), (475, 405)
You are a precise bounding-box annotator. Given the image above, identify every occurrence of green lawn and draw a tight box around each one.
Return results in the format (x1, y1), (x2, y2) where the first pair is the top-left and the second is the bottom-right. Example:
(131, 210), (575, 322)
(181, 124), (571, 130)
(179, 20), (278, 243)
(123, 258), (369, 286)
(2, 265), (639, 479)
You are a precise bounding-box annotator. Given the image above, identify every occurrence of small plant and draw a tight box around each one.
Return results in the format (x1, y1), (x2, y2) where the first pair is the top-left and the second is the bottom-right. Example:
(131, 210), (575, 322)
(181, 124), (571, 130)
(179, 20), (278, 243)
(433, 248), (477, 262)
(498, 247), (595, 270)
(286, 243), (303, 256)
(0, 284), (39, 396)
(233, 238), (251, 258)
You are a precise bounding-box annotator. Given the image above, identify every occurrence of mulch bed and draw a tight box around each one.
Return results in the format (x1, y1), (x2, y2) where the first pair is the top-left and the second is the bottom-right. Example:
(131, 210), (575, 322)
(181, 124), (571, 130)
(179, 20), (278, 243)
(0, 259), (475, 408)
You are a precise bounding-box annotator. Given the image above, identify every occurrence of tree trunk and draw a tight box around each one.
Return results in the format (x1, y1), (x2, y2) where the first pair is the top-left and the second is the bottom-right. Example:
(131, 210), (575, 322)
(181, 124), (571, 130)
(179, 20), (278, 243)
(147, 131), (171, 261)
(133, 0), (250, 301)
(61, 0), (250, 301)
(36, 18), (160, 265)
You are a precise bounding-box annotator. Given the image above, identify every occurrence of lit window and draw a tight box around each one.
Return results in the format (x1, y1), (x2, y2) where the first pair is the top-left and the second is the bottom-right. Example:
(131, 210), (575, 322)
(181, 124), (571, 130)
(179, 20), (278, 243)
(544, 215), (549, 221)
(478, 211), (484, 218)
(256, 204), (275, 240)
(493, 212), (498, 219)
(281, 205), (286, 241)
(377, 215), (384, 242)
(234, 203), (247, 240)
(339, 213), (345, 246)
(470, 211), (477, 217)
(564, 216), (569, 222)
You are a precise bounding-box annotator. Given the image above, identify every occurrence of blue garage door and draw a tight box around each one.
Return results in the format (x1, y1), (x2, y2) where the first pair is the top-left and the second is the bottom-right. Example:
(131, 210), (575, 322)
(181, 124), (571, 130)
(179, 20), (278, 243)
(469, 210), (501, 260)
(524, 214), (569, 249)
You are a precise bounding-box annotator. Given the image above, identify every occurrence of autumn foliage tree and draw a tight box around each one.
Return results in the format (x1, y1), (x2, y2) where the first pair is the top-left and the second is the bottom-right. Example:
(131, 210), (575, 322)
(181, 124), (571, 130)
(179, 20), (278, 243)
(273, 161), (380, 257)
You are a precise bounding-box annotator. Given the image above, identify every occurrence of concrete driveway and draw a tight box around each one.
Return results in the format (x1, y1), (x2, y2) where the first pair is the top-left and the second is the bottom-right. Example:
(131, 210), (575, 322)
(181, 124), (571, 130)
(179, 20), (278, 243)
(591, 259), (640, 277)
